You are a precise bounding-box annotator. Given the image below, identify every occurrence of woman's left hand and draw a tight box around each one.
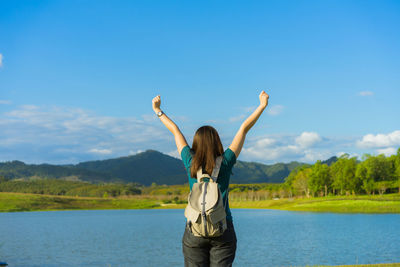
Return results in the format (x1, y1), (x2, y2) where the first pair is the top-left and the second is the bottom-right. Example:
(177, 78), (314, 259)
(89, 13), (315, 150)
(152, 95), (161, 112)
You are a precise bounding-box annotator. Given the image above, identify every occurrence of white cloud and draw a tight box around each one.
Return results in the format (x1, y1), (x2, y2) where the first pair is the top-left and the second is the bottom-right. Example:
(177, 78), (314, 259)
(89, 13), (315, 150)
(255, 137), (276, 148)
(2, 104), (396, 164)
(242, 132), (327, 163)
(0, 105), (173, 163)
(243, 144), (300, 161)
(129, 149), (144, 155)
(356, 130), (400, 148)
(0, 100), (12, 105)
(266, 105), (284, 116)
(358, 91), (374, 96)
(0, 53), (3, 67)
(336, 152), (347, 157)
(356, 131), (400, 158)
(89, 148), (112, 155)
(376, 147), (397, 156)
(238, 131), (363, 164)
(295, 132), (322, 148)
(301, 150), (331, 163)
(336, 151), (360, 158)
(229, 114), (246, 122)
(167, 149), (180, 159)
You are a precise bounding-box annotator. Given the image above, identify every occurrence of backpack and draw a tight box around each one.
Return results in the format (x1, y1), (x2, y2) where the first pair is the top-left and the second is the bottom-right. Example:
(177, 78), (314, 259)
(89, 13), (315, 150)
(184, 156), (228, 237)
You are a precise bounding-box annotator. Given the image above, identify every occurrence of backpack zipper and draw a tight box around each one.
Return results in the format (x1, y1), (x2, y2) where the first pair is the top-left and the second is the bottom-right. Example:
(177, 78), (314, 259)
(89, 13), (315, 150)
(201, 182), (208, 237)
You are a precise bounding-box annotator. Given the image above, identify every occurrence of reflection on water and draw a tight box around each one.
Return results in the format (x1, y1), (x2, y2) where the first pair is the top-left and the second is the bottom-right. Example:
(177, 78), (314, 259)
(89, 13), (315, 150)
(1, 209), (399, 267)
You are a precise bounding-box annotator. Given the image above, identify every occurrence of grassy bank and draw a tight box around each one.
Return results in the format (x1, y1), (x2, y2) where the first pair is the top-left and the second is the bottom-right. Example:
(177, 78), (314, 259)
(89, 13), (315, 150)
(0, 192), (164, 212)
(1, 192), (399, 213)
(230, 194), (400, 213)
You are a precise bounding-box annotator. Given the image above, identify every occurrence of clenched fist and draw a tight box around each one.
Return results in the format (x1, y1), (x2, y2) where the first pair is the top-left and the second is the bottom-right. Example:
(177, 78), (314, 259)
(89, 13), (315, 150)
(259, 91), (269, 108)
(152, 95), (161, 112)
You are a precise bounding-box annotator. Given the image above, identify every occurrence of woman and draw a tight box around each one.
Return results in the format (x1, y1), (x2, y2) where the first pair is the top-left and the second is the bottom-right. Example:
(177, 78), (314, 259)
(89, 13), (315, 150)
(152, 91), (269, 267)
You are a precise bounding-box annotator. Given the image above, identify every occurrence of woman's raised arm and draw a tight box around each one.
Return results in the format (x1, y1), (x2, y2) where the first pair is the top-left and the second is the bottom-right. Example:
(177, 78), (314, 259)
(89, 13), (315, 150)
(152, 95), (188, 154)
(229, 91), (269, 158)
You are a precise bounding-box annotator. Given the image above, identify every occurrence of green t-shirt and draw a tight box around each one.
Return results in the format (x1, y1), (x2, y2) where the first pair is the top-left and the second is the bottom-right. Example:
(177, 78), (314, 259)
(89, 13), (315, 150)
(180, 145), (237, 222)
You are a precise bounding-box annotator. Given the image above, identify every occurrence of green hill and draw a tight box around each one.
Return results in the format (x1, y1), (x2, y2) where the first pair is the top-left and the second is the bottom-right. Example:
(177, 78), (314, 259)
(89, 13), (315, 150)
(0, 150), (307, 185)
(231, 160), (303, 183)
(75, 150), (187, 185)
(321, 156), (338, 166)
(0, 160), (114, 183)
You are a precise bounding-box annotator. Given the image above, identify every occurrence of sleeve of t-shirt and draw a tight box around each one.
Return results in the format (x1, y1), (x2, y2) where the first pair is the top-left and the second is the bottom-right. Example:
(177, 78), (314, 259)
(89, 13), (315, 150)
(180, 145), (192, 171)
(224, 148), (237, 169)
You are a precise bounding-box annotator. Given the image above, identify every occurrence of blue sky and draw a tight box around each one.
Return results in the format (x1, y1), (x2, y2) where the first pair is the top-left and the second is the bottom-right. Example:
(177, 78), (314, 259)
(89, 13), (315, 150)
(1, 0), (399, 164)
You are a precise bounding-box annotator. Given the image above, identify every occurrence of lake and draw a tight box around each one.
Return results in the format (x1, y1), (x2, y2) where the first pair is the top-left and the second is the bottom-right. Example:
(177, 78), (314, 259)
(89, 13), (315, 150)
(0, 209), (399, 267)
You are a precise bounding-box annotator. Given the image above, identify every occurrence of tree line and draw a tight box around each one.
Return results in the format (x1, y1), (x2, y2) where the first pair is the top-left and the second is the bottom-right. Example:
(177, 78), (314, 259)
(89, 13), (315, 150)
(0, 178), (141, 198)
(285, 149), (400, 197)
(1, 148), (399, 199)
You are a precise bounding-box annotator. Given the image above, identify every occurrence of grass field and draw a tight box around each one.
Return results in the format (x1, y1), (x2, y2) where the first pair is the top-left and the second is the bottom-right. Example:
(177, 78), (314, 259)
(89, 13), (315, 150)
(230, 194), (400, 213)
(0, 192), (161, 212)
(1, 192), (399, 213)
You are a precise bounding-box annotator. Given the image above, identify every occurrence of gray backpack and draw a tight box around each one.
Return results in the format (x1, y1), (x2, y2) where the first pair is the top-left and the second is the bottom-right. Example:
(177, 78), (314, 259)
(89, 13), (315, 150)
(184, 156), (228, 237)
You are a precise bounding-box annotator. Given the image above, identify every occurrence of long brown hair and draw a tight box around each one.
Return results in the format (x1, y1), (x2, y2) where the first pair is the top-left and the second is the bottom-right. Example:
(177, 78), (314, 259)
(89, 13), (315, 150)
(190, 125), (224, 178)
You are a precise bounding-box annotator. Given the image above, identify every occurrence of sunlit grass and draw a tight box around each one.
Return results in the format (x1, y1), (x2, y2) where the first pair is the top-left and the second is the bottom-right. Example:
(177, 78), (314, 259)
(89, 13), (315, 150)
(230, 194), (400, 213)
(0, 192), (159, 212)
(1, 192), (399, 213)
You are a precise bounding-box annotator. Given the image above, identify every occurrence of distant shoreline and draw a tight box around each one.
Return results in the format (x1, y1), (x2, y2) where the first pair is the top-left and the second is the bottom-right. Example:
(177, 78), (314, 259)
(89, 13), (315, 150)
(1, 192), (399, 213)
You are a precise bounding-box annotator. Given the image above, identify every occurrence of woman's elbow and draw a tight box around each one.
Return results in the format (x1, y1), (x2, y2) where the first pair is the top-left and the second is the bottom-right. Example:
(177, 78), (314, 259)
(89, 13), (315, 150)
(239, 125), (249, 135)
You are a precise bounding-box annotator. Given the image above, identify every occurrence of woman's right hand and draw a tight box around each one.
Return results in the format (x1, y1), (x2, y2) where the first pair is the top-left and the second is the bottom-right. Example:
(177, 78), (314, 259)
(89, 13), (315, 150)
(259, 90), (269, 108)
(152, 95), (161, 112)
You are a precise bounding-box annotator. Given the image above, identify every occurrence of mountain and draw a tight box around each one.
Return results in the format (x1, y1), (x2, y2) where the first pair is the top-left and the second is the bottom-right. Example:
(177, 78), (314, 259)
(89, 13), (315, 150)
(231, 160), (303, 183)
(321, 156), (338, 166)
(0, 150), (307, 185)
(0, 160), (114, 183)
(75, 150), (187, 185)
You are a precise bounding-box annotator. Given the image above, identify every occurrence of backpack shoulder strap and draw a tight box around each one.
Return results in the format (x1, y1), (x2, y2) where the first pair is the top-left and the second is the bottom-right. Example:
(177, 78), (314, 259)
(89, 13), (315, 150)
(211, 156), (223, 181)
(196, 156), (223, 183)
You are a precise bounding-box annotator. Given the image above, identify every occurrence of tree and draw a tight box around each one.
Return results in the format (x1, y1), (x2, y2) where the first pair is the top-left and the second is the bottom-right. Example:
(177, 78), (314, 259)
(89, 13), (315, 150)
(356, 162), (373, 195)
(374, 181), (392, 195)
(343, 157), (360, 195)
(331, 155), (358, 195)
(284, 166), (301, 186)
(292, 167), (312, 197)
(395, 148), (400, 193)
(0, 176), (8, 183)
(364, 154), (392, 181)
(285, 166), (301, 196)
(308, 161), (331, 197)
(281, 183), (293, 198)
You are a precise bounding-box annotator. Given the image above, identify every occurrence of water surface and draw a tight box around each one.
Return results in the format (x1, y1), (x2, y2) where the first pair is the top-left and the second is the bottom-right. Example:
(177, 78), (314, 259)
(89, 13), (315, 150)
(0, 209), (399, 266)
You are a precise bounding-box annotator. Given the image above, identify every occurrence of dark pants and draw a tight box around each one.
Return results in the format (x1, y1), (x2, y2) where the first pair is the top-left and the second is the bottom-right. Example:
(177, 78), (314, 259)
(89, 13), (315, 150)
(182, 220), (237, 267)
